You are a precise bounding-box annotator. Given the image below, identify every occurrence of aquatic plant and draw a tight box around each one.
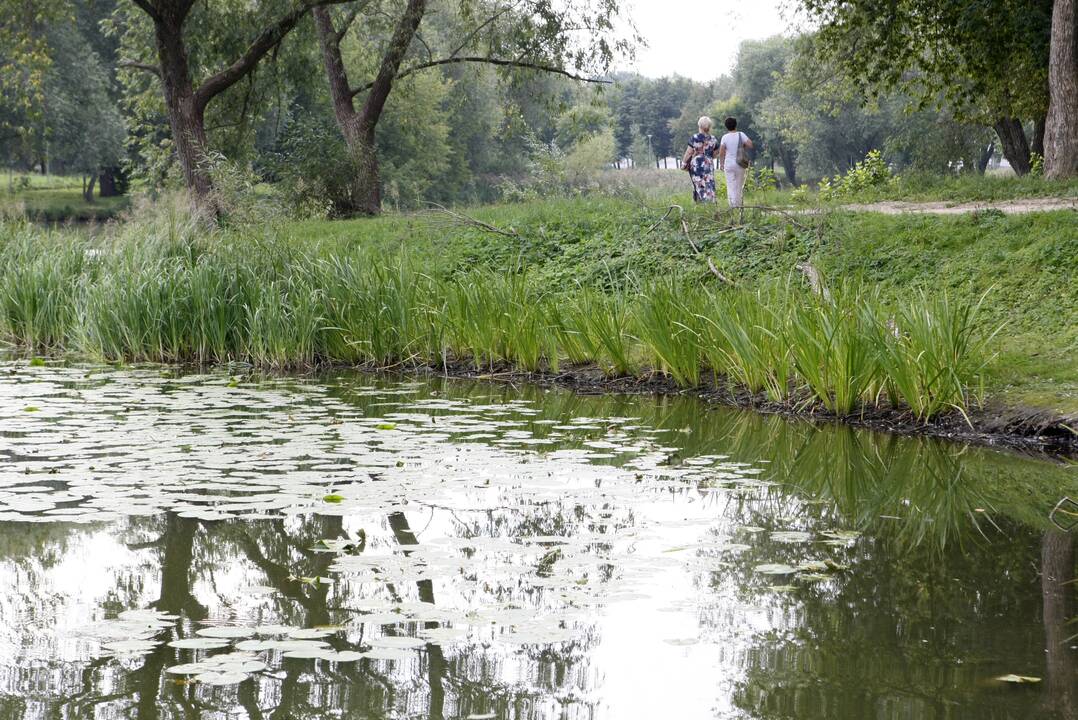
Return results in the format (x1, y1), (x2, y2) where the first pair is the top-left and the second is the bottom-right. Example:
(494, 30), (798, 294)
(0, 216), (995, 419)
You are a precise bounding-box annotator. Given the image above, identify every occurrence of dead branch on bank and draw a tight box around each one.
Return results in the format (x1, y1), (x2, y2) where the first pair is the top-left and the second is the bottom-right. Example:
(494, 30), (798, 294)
(422, 202), (519, 238)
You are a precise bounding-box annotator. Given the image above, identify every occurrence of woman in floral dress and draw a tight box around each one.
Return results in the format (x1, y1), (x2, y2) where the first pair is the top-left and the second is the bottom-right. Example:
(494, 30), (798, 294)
(682, 116), (720, 203)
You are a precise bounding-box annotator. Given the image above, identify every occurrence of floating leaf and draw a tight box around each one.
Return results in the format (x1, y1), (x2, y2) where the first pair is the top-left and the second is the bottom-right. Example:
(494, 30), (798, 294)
(770, 531), (813, 544)
(166, 663), (210, 675)
(288, 628), (335, 640)
(28, 358), (46, 367)
(322, 494), (345, 503)
(102, 639), (160, 655)
(754, 563), (798, 575)
(169, 638), (230, 650)
(196, 627), (256, 639)
(995, 674), (1041, 684)
(196, 671), (249, 685)
(375, 423), (397, 430)
(23, 406), (40, 412)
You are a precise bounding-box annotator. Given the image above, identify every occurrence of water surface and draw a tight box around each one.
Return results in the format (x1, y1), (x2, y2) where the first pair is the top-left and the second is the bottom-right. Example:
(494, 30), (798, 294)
(0, 364), (1075, 719)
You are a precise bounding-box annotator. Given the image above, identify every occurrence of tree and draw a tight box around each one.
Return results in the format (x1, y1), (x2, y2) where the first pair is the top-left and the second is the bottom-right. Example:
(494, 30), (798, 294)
(1044, 0), (1078, 177)
(735, 37), (799, 183)
(671, 76), (734, 153)
(612, 76), (640, 166)
(42, 19), (125, 200)
(118, 0), (353, 207)
(310, 0), (631, 214)
(796, 0), (1054, 176)
(0, 1), (67, 171)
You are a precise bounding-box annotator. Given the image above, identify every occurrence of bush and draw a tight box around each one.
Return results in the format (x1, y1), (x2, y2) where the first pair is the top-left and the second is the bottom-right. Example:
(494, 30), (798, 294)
(819, 150), (896, 201)
(269, 115), (358, 219)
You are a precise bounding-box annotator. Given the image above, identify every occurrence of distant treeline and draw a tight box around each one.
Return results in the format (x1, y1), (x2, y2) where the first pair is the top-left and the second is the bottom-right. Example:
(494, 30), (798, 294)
(1, 0), (1072, 214)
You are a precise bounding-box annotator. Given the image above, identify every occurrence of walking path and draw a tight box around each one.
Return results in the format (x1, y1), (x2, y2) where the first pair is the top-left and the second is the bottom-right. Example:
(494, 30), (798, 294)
(840, 197), (1077, 215)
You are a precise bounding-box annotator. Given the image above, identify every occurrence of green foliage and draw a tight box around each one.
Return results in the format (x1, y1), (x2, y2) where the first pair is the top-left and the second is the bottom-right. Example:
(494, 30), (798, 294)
(1029, 153), (1045, 178)
(270, 115), (356, 219)
(745, 166), (778, 193)
(818, 150), (896, 200)
(796, 0), (1052, 126)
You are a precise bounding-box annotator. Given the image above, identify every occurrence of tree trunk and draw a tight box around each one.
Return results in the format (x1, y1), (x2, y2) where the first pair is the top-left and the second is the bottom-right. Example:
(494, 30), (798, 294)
(313, 1), (427, 215)
(1032, 116), (1047, 157)
(1045, 0), (1078, 178)
(82, 172), (97, 203)
(1041, 531), (1076, 718)
(343, 122), (381, 216)
(977, 141), (995, 174)
(98, 167), (120, 197)
(993, 118), (1032, 175)
(154, 16), (213, 201)
(780, 148), (797, 186)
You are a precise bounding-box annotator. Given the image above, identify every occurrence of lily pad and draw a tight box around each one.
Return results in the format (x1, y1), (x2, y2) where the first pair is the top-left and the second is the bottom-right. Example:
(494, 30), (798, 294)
(169, 638), (231, 650)
(753, 563), (799, 575)
(196, 626), (257, 639)
(196, 671), (249, 685)
(995, 674), (1041, 684)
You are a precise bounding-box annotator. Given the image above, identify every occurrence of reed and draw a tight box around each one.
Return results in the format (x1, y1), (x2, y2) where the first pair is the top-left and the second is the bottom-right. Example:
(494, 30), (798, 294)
(0, 217), (993, 420)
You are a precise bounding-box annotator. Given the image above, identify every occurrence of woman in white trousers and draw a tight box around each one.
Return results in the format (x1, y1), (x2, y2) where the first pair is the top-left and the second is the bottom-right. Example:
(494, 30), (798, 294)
(718, 116), (753, 208)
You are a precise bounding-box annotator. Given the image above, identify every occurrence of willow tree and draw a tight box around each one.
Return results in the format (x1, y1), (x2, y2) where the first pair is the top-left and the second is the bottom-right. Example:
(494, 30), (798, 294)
(797, 0), (1054, 176)
(119, 0), (351, 204)
(311, 0), (633, 215)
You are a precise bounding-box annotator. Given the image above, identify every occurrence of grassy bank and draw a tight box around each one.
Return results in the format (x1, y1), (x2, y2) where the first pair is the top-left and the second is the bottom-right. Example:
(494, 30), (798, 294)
(294, 197), (1077, 413)
(0, 195), (1075, 427)
(2, 173), (129, 223)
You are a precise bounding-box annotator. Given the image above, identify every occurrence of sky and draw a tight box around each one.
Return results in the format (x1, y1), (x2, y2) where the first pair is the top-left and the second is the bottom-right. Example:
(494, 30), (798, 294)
(620, 0), (794, 80)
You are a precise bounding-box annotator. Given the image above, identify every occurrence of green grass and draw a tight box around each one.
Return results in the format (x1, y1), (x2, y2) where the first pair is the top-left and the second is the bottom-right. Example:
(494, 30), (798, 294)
(290, 197), (1076, 412)
(2, 186), (129, 223)
(2, 192), (1075, 417)
(867, 172), (1078, 203)
(0, 209), (1004, 421)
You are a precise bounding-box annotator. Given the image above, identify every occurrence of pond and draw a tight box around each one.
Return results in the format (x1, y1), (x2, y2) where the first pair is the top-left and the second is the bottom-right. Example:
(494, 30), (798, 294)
(0, 364), (1075, 720)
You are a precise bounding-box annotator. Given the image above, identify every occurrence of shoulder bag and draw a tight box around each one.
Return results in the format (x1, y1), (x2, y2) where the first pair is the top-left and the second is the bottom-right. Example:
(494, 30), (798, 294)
(736, 132), (750, 169)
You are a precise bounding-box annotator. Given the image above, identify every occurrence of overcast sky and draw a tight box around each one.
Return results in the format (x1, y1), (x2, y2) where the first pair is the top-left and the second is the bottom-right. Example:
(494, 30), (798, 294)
(618, 0), (795, 80)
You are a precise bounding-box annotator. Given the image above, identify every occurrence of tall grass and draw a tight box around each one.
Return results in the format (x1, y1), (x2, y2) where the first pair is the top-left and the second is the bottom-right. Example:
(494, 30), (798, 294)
(0, 215), (993, 419)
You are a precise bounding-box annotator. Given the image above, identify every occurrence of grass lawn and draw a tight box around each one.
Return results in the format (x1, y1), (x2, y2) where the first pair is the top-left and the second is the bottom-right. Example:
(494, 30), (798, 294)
(2, 172), (129, 222)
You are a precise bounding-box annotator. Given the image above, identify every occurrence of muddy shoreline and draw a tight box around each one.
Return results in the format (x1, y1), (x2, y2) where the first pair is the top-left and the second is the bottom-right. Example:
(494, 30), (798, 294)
(376, 361), (1078, 459)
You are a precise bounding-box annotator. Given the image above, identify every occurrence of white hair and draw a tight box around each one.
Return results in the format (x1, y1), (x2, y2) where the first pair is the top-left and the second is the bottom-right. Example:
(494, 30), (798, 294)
(698, 116), (713, 132)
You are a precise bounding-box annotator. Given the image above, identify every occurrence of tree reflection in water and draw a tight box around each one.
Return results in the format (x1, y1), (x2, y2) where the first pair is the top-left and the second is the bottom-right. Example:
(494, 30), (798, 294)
(0, 371), (1074, 720)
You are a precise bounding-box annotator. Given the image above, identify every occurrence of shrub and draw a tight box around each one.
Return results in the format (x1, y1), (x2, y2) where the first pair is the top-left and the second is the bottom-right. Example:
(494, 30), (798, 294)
(819, 150), (896, 201)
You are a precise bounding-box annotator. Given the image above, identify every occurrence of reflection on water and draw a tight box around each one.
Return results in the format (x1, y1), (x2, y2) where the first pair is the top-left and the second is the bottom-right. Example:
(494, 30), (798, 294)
(0, 365), (1075, 720)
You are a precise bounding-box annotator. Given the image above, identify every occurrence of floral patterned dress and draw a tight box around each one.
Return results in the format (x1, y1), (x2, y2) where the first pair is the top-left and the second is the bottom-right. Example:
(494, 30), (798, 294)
(687, 132), (720, 202)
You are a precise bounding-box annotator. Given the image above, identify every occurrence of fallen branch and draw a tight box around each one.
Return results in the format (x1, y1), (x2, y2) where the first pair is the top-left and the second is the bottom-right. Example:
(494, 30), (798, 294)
(644, 204), (683, 236)
(423, 202), (518, 238)
(672, 207), (735, 285)
(737, 204), (819, 231)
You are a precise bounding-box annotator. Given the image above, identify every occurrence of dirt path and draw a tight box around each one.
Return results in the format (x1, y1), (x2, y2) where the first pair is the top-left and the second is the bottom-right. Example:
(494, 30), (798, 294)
(840, 197), (1077, 215)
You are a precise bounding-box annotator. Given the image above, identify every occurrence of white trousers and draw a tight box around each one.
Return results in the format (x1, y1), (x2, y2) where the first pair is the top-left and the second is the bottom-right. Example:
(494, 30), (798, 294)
(724, 165), (746, 208)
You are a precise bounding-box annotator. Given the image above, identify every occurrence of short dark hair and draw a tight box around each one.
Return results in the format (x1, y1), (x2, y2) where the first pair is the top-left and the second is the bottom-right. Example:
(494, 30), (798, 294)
(724, 117), (737, 131)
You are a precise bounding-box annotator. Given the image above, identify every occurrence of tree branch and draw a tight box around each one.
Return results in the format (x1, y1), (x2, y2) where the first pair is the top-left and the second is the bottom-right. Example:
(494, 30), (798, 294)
(449, 0), (525, 58)
(118, 59), (162, 78)
(193, 0), (353, 112)
(335, 1), (373, 42)
(358, 0), (428, 133)
(129, 0), (161, 23)
(350, 56), (611, 99)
